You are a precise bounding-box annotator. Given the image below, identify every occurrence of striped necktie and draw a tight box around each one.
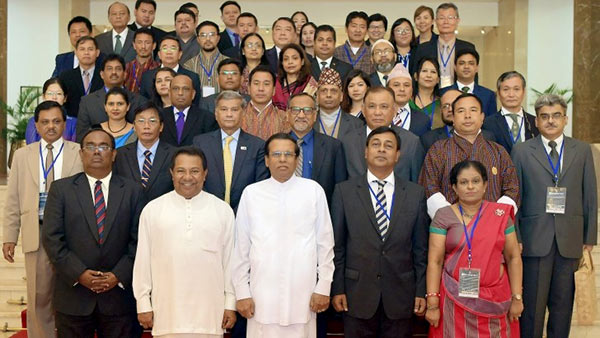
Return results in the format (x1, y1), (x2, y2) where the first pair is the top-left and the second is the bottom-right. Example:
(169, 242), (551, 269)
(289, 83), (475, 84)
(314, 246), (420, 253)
(141, 150), (152, 188)
(374, 180), (389, 240)
(295, 138), (304, 177)
(45, 144), (54, 192)
(223, 136), (234, 204)
(94, 181), (106, 244)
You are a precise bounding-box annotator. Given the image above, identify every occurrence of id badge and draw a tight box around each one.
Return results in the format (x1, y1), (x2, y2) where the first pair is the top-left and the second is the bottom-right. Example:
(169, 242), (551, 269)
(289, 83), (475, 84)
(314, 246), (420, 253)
(546, 187), (566, 214)
(440, 76), (453, 88)
(38, 192), (48, 220)
(202, 86), (216, 97)
(458, 268), (480, 298)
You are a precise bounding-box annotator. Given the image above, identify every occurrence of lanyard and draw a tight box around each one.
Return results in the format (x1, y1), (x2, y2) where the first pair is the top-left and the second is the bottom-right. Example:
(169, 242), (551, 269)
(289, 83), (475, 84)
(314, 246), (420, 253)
(367, 183), (395, 221)
(544, 140), (564, 183)
(132, 61), (141, 89)
(318, 109), (341, 137)
(344, 45), (367, 67)
(459, 203), (483, 268)
(506, 115), (524, 144)
(398, 52), (411, 68)
(438, 43), (456, 69)
(445, 125), (452, 138)
(199, 52), (220, 79)
(417, 95), (436, 128)
(397, 108), (410, 129)
(39, 142), (64, 183)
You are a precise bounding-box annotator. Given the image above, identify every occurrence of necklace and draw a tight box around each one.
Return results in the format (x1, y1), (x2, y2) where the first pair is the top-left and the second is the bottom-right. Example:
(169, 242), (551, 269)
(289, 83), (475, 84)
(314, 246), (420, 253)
(107, 120), (128, 133)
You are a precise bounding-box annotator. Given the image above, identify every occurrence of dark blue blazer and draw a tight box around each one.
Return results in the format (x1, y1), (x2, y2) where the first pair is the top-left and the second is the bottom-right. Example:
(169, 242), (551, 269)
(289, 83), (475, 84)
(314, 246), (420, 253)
(217, 30), (235, 54)
(482, 110), (539, 154)
(265, 47), (279, 75)
(193, 129), (269, 212)
(59, 66), (104, 118)
(408, 107), (431, 137)
(369, 72), (384, 87)
(302, 132), (348, 204)
(309, 55), (353, 83)
(443, 83), (497, 117)
(52, 52), (105, 78)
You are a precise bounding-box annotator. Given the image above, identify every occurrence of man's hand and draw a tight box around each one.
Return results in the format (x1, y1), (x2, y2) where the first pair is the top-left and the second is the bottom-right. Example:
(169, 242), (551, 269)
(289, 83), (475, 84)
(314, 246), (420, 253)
(222, 310), (237, 329)
(95, 272), (119, 293)
(584, 245), (594, 252)
(236, 298), (255, 319)
(331, 294), (348, 312)
(2, 243), (16, 263)
(310, 293), (330, 313)
(138, 311), (153, 329)
(77, 270), (106, 292)
(414, 297), (426, 316)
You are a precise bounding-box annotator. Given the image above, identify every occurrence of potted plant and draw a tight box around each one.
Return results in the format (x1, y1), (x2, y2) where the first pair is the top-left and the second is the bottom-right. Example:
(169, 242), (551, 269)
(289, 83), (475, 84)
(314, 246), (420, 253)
(531, 83), (573, 104)
(0, 87), (41, 168)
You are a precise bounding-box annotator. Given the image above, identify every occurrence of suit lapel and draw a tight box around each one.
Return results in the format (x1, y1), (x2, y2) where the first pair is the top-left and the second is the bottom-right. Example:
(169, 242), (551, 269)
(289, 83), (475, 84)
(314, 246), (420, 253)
(211, 131), (226, 189)
(385, 178), (407, 240)
(559, 137), (576, 179)
(356, 177), (379, 235)
(27, 144), (40, 188)
(146, 142), (168, 189)
(496, 114), (513, 146)
(121, 30), (134, 56)
(311, 60), (321, 80)
(231, 131), (248, 188)
(530, 136), (554, 177)
(125, 143), (142, 181)
(181, 108), (200, 142)
(103, 176), (124, 242)
(162, 107), (178, 142)
(75, 174), (100, 242)
(61, 142), (78, 177)
(311, 133), (325, 180)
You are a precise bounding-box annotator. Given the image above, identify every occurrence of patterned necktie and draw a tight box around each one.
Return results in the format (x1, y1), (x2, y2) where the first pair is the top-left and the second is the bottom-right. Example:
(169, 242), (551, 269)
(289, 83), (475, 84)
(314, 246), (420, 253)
(94, 181), (106, 244)
(320, 61), (328, 70)
(374, 180), (389, 240)
(508, 114), (521, 143)
(461, 86), (470, 93)
(393, 108), (405, 126)
(83, 70), (90, 94)
(233, 33), (240, 46)
(382, 75), (389, 86)
(45, 144), (55, 192)
(141, 150), (152, 188)
(295, 138), (304, 177)
(549, 140), (560, 173)
(223, 136), (234, 204)
(115, 34), (123, 54)
(176, 111), (185, 144)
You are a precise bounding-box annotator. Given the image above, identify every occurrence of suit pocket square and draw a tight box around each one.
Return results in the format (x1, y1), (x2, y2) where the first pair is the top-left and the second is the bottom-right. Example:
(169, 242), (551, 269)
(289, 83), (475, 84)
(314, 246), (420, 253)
(240, 146), (247, 150)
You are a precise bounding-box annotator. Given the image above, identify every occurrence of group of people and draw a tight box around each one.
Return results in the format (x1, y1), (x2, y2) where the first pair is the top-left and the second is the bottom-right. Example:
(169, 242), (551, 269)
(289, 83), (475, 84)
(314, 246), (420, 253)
(1, 1), (597, 338)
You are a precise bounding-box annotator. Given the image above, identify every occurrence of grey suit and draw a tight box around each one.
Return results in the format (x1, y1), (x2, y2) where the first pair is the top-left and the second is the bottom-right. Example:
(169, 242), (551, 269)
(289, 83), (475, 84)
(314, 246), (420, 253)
(312, 111), (364, 140)
(512, 135), (597, 338)
(96, 29), (137, 63)
(340, 125), (425, 183)
(76, 88), (148, 142)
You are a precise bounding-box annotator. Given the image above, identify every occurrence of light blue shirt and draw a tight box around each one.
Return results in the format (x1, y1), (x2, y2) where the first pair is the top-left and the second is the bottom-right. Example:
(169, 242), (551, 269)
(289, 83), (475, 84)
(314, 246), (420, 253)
(226, 27), (238, 46)
(221, 128), (241, 162)
(137, 140), (160, 175)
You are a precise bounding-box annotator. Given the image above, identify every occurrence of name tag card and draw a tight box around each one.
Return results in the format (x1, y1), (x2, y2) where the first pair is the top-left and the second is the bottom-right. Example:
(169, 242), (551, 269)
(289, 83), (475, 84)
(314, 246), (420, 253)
(546, 187), (566, 214)
(202, 86), (216, 97)
(440, 76), (453, 88)
(458, 268), (480, 298)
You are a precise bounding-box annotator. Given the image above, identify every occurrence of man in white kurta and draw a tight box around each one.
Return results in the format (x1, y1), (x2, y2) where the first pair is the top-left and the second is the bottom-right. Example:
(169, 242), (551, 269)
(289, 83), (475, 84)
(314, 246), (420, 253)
(133, 148), (237, 337)
(231, 133), (335, 338)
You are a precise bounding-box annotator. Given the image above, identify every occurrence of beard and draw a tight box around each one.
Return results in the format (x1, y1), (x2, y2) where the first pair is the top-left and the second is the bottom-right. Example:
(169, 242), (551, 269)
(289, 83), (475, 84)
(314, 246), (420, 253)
(203, 46), (216, 53)
(375, 61), (395, 73)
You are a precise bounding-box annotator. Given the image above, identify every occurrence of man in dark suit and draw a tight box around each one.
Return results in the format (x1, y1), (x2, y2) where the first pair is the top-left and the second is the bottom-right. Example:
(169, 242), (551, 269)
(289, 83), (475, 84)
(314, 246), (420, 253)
(265, 17), (296, 74)
(340, 87), (425, 183)
(483, 71), (538, 153)
(220, 12), (259, 58)
(52, 16), (105, 77)
(368, 39), (395, 87)
(76, 54), (148, 141)
(193, 91), (267, 212)
(386, 64), (431, 137)
(311, 25), (353, 83)
(331, 125), (428, 337)
(127, 0), (167, 58)
(96, 2), (136, 63)
(161, 74), (218, 147)
(442, 49), (496, 116)
(59, 36), (104, 118)
(410, 3), (475, 85)
(512, 94), (597, 338)
(217, 1), (242, 54)
(42, 128), (145, 337)
(139, 36), (202, 104)
(114, 102), (174, 201)
(199, 59), (250, 114)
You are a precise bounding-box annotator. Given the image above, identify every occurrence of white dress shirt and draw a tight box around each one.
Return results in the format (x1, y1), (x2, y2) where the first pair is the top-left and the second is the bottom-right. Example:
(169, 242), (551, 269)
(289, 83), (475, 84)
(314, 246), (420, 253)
(85, 172), (112, 207)
(394, 103), (412, 130)
(39, 138), (64, 193)
(316, 56), (333, 70)
(161, 64), (180, 72)
(172, 106), (190, 122)
(501, 107), (526, 142)
(112, 27), (129, 51)
(541, 134), (565, 170)
(456, 80), (474, 93)
(367, 170), (395, 215)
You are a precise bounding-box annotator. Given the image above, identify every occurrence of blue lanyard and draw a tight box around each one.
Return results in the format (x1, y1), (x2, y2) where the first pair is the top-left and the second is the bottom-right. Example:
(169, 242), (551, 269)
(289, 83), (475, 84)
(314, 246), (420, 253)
(39, 142), (64, 182)
(398, 108), (410, 129)
(398, 52), (411, 68)
(344, 45), (367, 67)
(544, 140), (564, 183)
(506, 115), (524, 144)
(318, 109), (341, 137)
(367, 183), (395, 220)
(459, 203), (483, 268)
(199, 52), (220, 79)
(438, 43), (456, 69)
(445, 125), (452, 138)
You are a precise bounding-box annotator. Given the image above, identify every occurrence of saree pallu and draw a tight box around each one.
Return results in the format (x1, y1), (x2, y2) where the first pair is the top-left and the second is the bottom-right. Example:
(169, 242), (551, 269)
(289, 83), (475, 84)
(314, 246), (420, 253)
(430, 202), (519, 338)
(273, 76), (318, 110)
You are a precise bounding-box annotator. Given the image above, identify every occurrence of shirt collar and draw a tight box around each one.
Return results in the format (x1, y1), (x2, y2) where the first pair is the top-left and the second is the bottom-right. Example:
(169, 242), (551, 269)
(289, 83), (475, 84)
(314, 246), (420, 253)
(162, 64), (180, 72)
(291, 129), (314, 143)
(316, 56), (333, 65)
(136, 139), (160, 157)
(86, 171), (112, 188)
(541, 134), (564, 148)
(367, 169), (395, 187)
(112, 27), (128, 40)
(221, 128), (241, 141)
(456, 80), (474, 92)
(173, 106), (190, 117)
(501, 106), (524, 117)
(40, 137), (64, 152)
(81, 65), (95, 76)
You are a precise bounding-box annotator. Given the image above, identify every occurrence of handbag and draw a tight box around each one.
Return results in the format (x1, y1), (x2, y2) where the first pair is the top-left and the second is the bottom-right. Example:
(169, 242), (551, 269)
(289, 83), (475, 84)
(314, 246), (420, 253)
(574, 249), (598, 325)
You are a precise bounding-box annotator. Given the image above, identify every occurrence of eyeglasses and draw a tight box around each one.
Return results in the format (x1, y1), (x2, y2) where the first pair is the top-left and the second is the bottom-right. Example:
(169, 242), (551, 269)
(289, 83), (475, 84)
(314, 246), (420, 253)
(171, 86), (192, 92)
(82, 144), (112, 153)
(436, 16), (458, 22)
(289, 106), (315, 115)
(441, 103), (452, 111)
(135, 118), (159, 125)
(220, 70), (239, 75)
(269, 151), (296, 159)
(45, 91), (64, 97)
(245, 42), (262, 49)
(538, 112), (565, 121)
(394, 28), (412, 35)
(199, 32), (217, 38)
(160, 46), (178, 52)
(373, 49), (393, 56)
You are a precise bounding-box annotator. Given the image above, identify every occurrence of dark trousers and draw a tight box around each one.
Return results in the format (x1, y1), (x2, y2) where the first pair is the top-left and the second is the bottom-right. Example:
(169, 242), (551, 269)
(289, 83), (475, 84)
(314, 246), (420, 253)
(230, 312), (247, 338)
(343, 300), (411, 338)
(55, 307), (141, 338)
(521, 240), (579, 338)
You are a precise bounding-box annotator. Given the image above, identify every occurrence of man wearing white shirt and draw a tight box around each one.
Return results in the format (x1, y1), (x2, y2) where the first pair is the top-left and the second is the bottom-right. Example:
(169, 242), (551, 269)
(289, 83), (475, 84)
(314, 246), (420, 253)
(232, 133), (335, 338)
(133, 147), (237, 336)
(310, 25), (353, 82)
(386, 64), (431, 137)
(96, 2), (137, 63)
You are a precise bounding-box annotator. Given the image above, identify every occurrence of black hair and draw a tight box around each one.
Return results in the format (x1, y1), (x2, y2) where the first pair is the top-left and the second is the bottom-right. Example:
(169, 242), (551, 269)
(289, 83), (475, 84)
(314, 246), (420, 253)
(179, 2), (198, 11)
(171, 146), (208, 170)
(133, 101), (163, 122)
(217, 58), (242, 74)
(43, 78), (68, 98)
(341, 69), (371, 112)
(413, 56), (441, 99)
(75, 36), (98, 49)
(265, 133), (300, 156)
(451, 93), (483, 114)
(240, 33), (270, 69)
(135, 0), (156, 10)
(300, 22), (317, 50)
(104, 86), (130, 105)
(450, 160), (488, 185)
(314, 24), (337, 42)
(68, 16), (92, 33)
(291, 11), (309, 24)
(151, 67), (177, 107)
(345, 11), (369, 28)
(101, 53), (126, 71)
(134, 27), (154, 42)
(196, 20), (220, 35)
(277, 43), (311, 86)
(80, 127), (116, 149)
(220, 1), (241, 13)
(389, 18), (416, 51)
(159, 35), (182, 51)
(237, 12), (257, 25)
(249, 65), (275, 84)
(271, 17), (295, 30)
(455, 48), (480, 65)
(34, 100), (65, 123)
(174, 8), (196, 22)
(366, 126), (401, 150)
(368, 13), (388, 31)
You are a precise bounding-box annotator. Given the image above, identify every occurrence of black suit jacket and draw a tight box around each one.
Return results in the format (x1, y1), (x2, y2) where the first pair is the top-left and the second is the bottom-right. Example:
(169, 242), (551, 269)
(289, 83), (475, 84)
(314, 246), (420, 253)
(410, 38), (475, 76)
(408, 107), (432, 137)
(331, 174), (428, 319)
(369, 71), (384, 87)
(42, 173), (145, 316)
(160, 105), (219, 147)
(309, 56), (353, 83)
(482, 110), (539, 154)
(59, 66), (104, 118)
(127, 23), (167, 57)
(139, 66), (202, 104)
(217, 30), (235, 54)
(113, 140), (175, 201)
(193, 129), (269, 212)
(265, 47), (279, 75)
(420, 127), (497, 152)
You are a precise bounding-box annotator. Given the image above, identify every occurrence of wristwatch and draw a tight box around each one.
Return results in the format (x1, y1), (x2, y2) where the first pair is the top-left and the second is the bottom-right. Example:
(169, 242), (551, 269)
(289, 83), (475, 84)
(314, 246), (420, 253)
(512, 294), (523, 301)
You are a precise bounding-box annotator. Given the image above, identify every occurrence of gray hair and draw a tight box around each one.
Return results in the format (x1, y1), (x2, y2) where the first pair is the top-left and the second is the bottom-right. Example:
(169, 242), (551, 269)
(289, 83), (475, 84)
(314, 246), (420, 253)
(496, 71), (526, 90)
(287, 92), (316, 109)
(534, 93), (567, 114)
(215, 90), (247, 109)
(436, 3), (459, 18)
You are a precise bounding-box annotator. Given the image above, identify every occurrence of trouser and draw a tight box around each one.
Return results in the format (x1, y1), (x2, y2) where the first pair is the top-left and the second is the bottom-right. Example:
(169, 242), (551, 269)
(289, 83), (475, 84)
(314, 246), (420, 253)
(55, 305), (141, 338)
(23, 244), (55, 338)
(343, 299), (411, 338)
